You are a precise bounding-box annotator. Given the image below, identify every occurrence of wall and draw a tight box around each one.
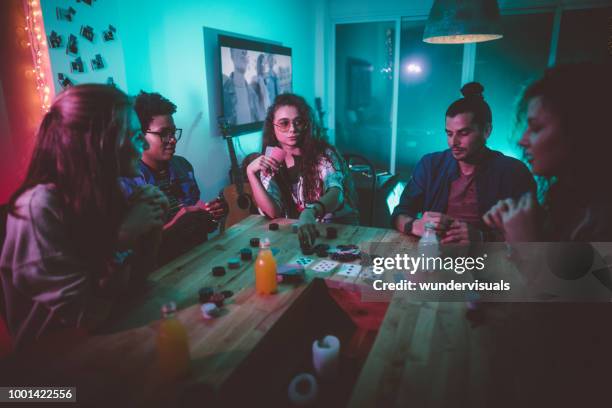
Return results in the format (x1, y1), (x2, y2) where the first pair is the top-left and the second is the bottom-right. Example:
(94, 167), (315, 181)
(37, 0), (319, 201)
(116, 0), (319, 200)
(41, 0), (127, 91)
(1, 0), (46, 203)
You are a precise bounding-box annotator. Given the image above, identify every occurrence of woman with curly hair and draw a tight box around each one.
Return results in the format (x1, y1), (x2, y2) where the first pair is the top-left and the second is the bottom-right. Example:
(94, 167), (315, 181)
(246, 93), (358, 247)
(484, 62), (612, 242)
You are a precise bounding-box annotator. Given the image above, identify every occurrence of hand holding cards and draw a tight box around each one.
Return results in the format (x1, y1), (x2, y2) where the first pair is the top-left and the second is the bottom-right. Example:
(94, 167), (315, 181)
(265, 146), (286, 163)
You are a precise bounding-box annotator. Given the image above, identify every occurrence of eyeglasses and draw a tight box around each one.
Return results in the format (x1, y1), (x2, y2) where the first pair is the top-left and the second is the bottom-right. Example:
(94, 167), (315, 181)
(145, 128), (182, 144)
(272, 118), (308, 132)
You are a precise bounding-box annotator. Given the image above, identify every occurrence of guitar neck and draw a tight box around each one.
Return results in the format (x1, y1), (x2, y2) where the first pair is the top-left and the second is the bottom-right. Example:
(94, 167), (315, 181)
(225, 136), (245, 192)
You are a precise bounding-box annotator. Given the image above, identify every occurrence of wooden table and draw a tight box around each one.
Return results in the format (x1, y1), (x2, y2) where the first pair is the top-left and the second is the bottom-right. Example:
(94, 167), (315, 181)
(5, 216), (610, 407)
(3, 216), (407, 406)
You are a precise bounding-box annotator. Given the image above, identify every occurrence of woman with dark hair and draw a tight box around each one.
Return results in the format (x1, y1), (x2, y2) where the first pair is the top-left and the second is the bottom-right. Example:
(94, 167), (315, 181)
(481, 63), (612, 406)
(484, 62), (612, 241)
(0, 84), (167, 348)
(246, 93), (358, 246)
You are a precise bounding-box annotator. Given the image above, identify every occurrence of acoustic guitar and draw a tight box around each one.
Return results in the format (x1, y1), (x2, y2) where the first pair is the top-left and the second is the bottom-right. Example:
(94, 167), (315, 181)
(218, 117), (255, 228)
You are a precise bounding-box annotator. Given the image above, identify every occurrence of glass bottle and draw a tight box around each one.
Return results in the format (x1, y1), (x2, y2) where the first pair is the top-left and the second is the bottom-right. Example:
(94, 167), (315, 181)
(255, 238), (278, 295)
(156, 301), (190, 379)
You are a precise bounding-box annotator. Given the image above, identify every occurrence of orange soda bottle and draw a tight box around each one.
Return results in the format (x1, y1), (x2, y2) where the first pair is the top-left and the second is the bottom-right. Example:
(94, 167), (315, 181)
(255, 238), (278, 295)
(156, 301), (190, 379)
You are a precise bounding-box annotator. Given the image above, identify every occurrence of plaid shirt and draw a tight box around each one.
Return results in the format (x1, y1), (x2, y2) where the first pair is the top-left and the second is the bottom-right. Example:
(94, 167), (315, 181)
(119, 156), (200, 222)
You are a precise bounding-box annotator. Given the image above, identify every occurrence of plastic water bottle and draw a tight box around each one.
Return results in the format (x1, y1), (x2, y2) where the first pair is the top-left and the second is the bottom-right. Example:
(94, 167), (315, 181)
(418, 222), (440, 272)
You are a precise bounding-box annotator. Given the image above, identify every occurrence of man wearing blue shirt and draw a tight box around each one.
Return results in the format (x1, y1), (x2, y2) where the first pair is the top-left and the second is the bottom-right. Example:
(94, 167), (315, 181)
(392, 83), (535, 243)
(120, 91), (227, 263)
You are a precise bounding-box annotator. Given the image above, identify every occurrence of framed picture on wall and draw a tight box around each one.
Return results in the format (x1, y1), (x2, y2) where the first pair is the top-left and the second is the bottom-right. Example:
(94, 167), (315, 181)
(218, 34), (292, 135)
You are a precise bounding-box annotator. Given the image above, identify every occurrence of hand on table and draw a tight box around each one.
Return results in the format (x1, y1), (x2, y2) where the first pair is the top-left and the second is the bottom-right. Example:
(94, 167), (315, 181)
(440, 220), (482, 244)
(297, 208), (318, 248)
(412, 211), (451, 236)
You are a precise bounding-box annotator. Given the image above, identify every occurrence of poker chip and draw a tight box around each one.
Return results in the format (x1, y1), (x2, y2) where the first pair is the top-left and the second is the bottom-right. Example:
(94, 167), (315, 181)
(301, 246), (314, 256)
(269, 222), (279, 231)
(198, 287), (214, 303)
(201, 303), (219, 319)
(212, 266), (226, 277)
(326, 227), (337, 239)
(228, 258), (240, 269)
(330, 244), (361, 262)
(249, 237), (260, 248)
(316, 249), (328, 258)
(240, 248), (253, 261)
(221, 290), (234, 299)
(210, 293), (225, 307)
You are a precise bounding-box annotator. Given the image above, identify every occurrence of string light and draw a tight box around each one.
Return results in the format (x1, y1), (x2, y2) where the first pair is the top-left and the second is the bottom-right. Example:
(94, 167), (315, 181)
(23, 0), (53, 112)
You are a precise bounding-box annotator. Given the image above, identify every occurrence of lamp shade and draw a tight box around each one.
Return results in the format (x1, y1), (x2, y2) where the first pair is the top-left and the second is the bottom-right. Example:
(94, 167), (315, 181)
(423, 0), (503, 44)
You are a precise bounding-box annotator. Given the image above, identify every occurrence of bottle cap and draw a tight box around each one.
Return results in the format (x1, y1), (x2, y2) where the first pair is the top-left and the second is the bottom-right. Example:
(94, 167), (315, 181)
(260, 237), (271, 249)
(161, 301), (177, 317)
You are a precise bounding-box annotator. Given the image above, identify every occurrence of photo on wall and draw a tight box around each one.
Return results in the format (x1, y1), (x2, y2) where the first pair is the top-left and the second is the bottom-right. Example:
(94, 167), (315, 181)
(218, 34), (292, 135)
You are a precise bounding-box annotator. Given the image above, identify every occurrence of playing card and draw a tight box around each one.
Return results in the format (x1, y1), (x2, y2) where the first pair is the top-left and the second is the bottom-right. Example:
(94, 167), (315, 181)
(265, 146), (286, 163)
(360, 266), (377, 282)
(337, 263), (362, 278)
(293, 257), (315, 267)
(311, 260), (339, 273)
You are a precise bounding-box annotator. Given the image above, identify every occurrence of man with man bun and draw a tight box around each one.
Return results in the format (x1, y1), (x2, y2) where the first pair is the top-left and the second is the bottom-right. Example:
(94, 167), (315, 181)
(392, 82), (535, 243)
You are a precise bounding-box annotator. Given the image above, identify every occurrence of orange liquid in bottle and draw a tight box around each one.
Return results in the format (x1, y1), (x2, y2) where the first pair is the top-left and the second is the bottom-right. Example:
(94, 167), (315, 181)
(255, 238), (277, 295)
(157, 302), (190, 379)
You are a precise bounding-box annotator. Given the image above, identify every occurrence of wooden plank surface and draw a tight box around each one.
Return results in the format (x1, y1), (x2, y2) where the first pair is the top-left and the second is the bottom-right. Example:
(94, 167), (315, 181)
(12, 215), (609, 407)
(4, 216), (415, 407)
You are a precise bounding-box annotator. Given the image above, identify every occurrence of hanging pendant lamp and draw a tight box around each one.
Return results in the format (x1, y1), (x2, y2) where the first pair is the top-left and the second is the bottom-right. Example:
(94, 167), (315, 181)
(423, 0), (503, 44)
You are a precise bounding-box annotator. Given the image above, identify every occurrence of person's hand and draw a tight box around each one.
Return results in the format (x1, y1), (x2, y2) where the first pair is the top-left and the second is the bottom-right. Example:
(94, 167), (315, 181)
(297, 208), (318, 248)
(197, 198), (228, 221)
(130, 184), (169, 212)
(483, 193), (539, 242)
(483, 198), (515, 232)
(164, 205), (214, 232)
(441, 220), (482, 244)
(411, 211), (451, 236)
(118, 198), (165, 248)
(246, 154), (280, 177)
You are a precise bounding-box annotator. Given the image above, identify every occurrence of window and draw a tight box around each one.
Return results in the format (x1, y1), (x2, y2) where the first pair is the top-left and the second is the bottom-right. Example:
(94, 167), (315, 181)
(335, 21), (396, 171)
(396, 19), (464, 176)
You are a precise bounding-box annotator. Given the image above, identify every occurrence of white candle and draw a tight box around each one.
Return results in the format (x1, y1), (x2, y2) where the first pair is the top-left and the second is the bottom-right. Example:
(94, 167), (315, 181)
(312, 335), (340, 380)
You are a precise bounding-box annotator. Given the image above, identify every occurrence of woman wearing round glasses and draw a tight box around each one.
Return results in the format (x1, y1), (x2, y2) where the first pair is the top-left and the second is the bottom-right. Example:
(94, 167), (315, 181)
(246, 93), (358, 247)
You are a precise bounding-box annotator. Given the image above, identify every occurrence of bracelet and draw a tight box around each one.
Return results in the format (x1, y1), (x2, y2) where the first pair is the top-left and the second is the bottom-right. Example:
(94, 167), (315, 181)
(313, 201), (326, 217)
